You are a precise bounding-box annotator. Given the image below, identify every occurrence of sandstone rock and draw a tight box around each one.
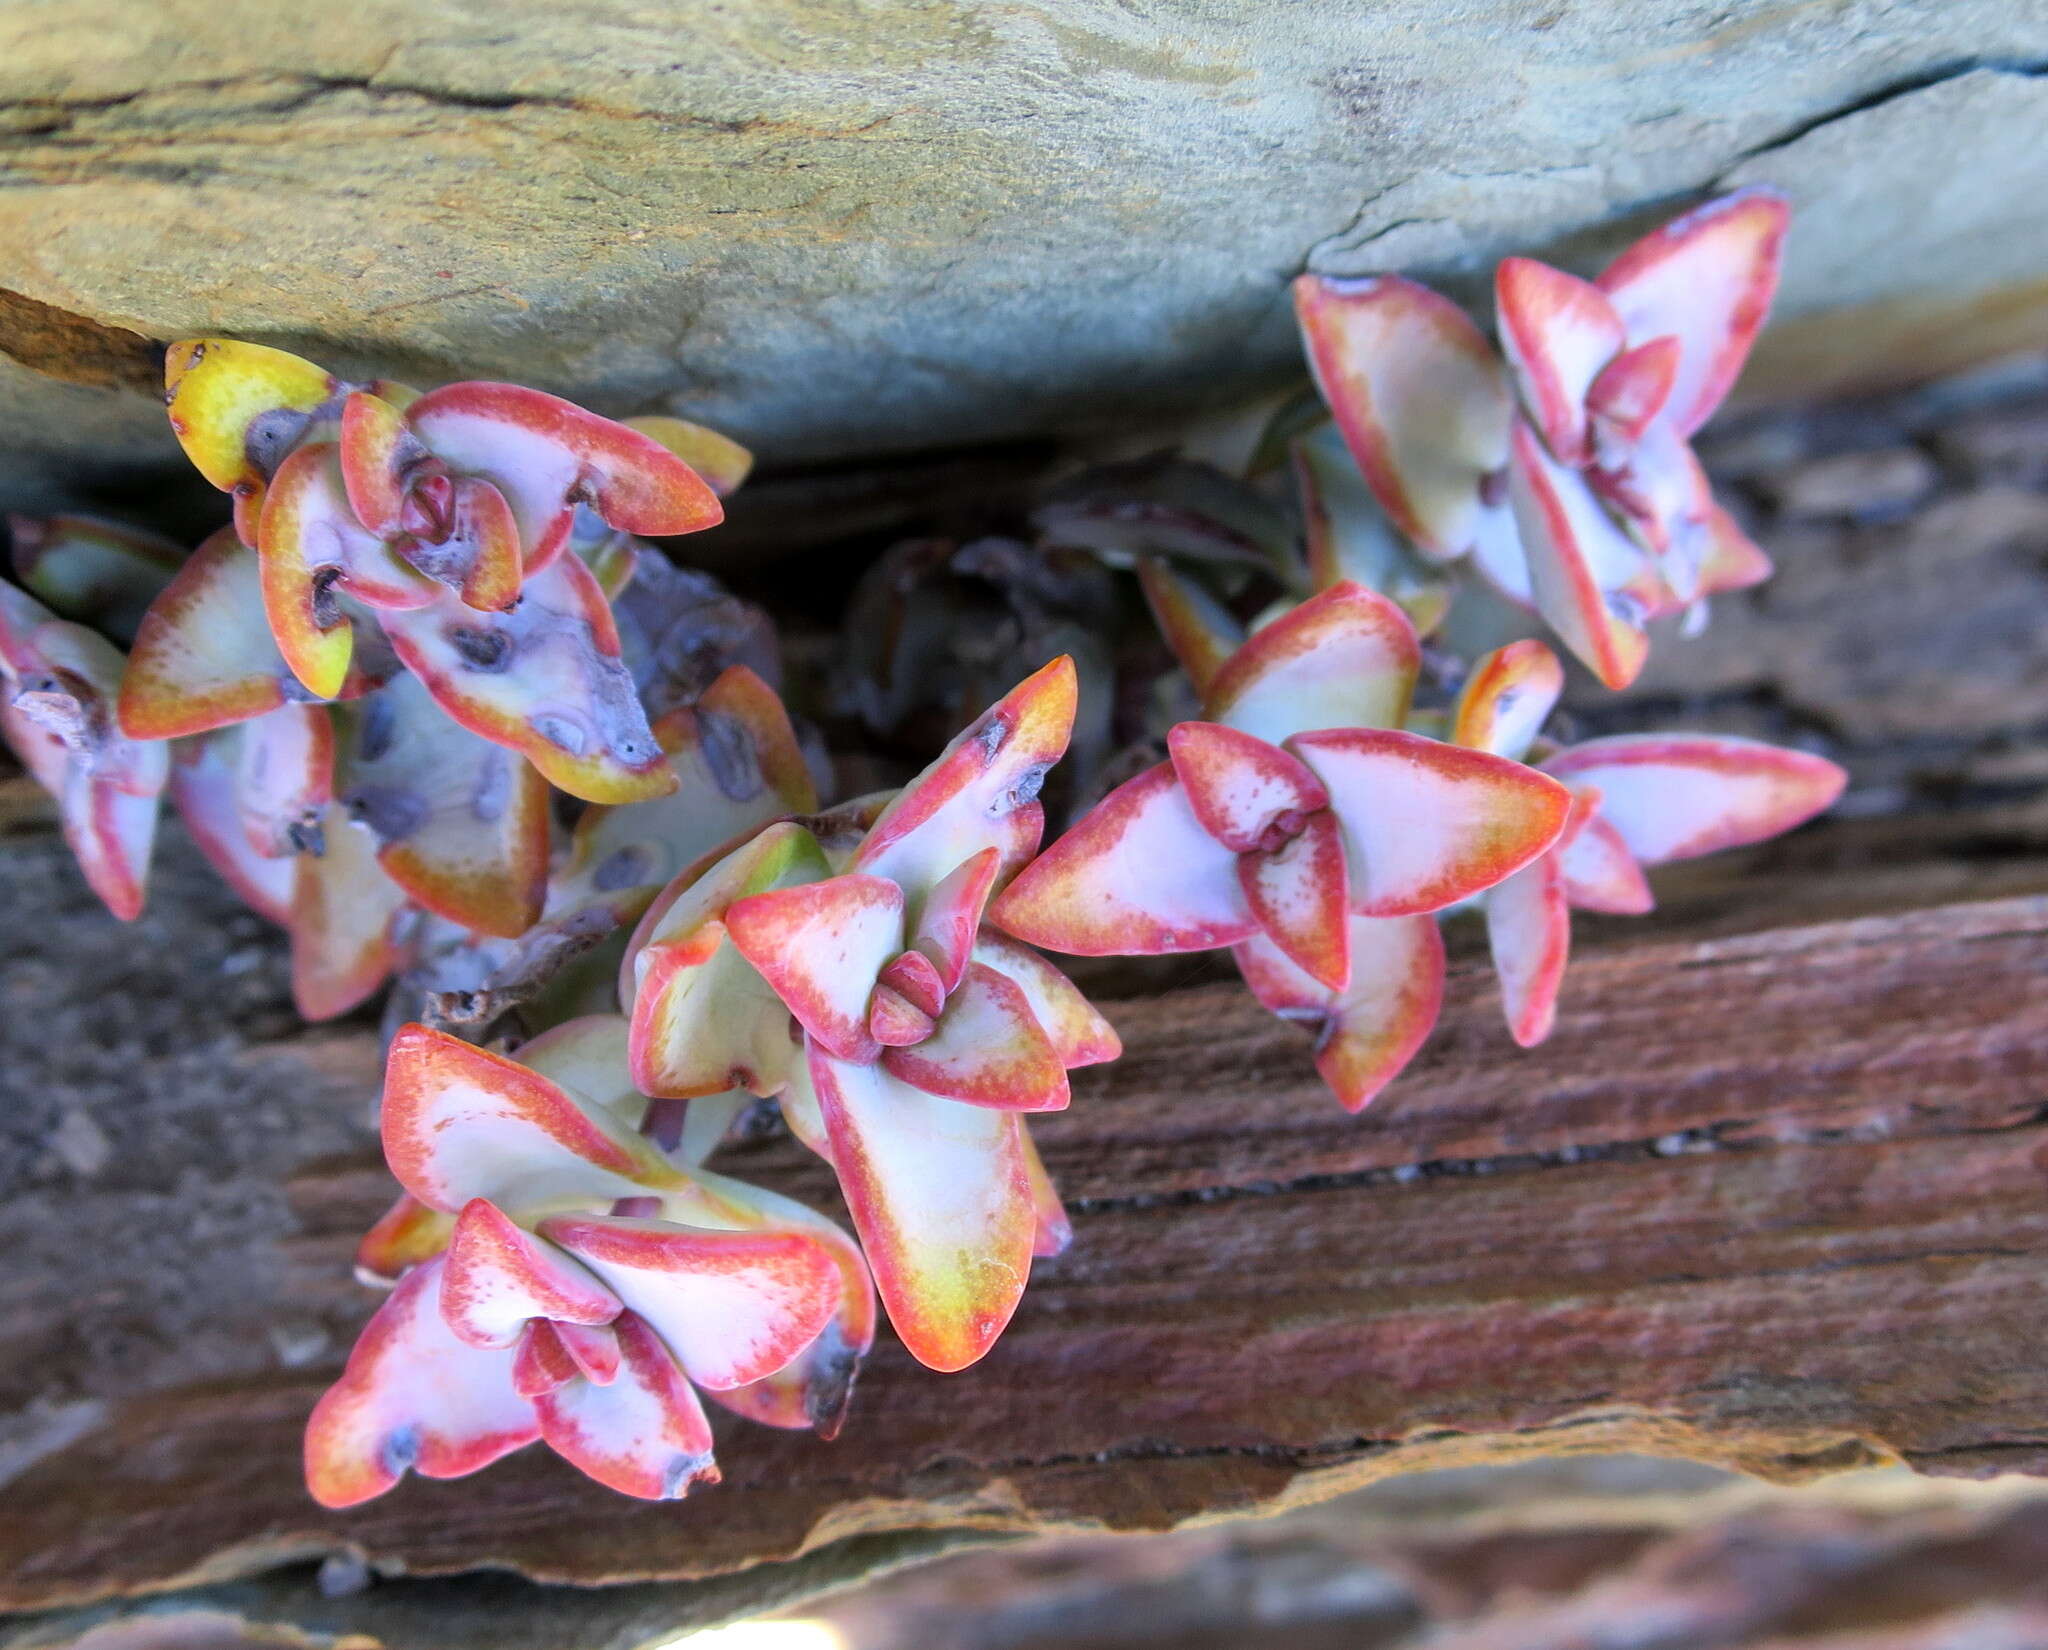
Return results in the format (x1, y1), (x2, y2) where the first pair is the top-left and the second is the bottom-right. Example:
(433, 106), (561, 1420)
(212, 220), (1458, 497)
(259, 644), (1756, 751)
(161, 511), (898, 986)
(0, 6), (2043, 513)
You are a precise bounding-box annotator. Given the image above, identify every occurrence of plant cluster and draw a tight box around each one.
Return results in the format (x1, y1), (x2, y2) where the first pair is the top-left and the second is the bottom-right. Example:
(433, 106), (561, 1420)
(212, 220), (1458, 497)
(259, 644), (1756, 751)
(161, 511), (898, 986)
(0, 190), (1845, 1507)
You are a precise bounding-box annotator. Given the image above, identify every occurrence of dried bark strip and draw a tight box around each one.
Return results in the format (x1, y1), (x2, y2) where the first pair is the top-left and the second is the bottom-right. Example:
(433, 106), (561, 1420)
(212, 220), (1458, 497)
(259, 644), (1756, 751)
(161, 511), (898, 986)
(4, 889), (2048, 1614)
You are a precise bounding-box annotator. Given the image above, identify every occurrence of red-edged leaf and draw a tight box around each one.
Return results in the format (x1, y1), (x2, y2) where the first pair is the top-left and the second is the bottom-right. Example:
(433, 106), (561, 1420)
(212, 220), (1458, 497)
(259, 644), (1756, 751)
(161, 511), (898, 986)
(724, 873), (905, 1064)
(336, 672), (550, 939)
(1506, 420), (1654, 690)
(910, 846), (1001, 997)
(1235, 914), (1444, 1112)
(119, 529), (297, 738)
(440, 1198), (621, 1347)
(1485, 847), (1571, 1048)
(1021, 1123), (1071, 1258)
(568, 662), (816, 902)
(288, 809), (404, 1019)
(304, 1257), (538, 1509)
(354, 1192), (454, 1286)
(1134, 557), (1242, 697)
(232, 701), (333, 858)
(168, 731), (297, 926)
(811, 1049), (1034, 1372)
(339, 389), (425, 535)
(624, 415), (754, 497)
(1596, 187), (1789, 437)
(1289, 727), (1572, 915)
(1554, 797), (1654, 914)
(163, 339), (344, 542)
(1167, 720), (1328, 854)
(1449, 638), (1564, 761)
(1699, 500), (1774, 596)
(626, 823), (831, 1099)
(970, 933), (1121, 1069)
(382, 1023), (679, 1214)
(540, 1214), (841, 1391)
(532, 1310), (720, 1500)
(867, 983), (936, 1047)
(1543, 734), (1846, 864)
(1203, 581), (1418, 744)
(9, 513), (184, 643)
(1237, 808), (1350, 992)
(988, 761), (1253, 956)
(877, 948), (946, 1019)
(405, 383), (724, 566)
(1293, 274), (1515, 559)
(379, 551), (675, 804)
(1291, 427), (1455, 629)
(1587, 335), (1682, 450)
(512, 1320), (582, 1397)
(853, 656), (1075, 898)
(881, 961), (1069, 1111)
(1495, 257), (1625, 467)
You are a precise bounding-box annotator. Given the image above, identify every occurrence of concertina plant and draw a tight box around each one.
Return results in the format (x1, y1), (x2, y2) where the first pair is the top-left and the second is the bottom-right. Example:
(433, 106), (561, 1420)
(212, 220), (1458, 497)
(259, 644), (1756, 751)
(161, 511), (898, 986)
(0, 187), (1844, 1506)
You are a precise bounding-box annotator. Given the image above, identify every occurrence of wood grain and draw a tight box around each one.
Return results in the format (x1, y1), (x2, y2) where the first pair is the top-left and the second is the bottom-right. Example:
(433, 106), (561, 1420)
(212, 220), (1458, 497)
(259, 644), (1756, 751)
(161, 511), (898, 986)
(5, 880), (2048, 1614)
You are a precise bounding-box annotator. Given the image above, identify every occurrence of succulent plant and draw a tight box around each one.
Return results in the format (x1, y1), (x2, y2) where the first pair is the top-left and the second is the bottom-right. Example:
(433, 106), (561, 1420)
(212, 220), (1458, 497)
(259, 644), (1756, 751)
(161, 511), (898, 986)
(306, 1020), (873, 1504)
(1292, 188), (1786, 687)
(627, 658), (1116, 1371)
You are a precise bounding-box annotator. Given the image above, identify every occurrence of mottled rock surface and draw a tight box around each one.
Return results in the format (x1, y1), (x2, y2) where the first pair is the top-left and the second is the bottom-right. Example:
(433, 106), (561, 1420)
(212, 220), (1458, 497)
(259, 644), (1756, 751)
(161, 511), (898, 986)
(0, 5), (2044, 515)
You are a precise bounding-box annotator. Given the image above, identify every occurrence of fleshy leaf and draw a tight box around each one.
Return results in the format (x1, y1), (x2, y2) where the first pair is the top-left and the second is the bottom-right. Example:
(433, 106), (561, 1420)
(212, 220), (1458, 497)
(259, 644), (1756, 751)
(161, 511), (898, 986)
(1507, 420), (1654, 690)
(881, 961), (1069, 1111)
(120, 528), (306, 738)
(1495, 257), (1625, 467)
(338, 389), (425, 535)
(531, 1310), (719, 1499)
(570, 664), (816, 901)
(259, 442), (438, 698)
(1167, 720), (1329, 854)
(627, 822), (832, 1098)
(9, 513), (183, 642)
(167, 731), (297, 926)
(441, 1197), (621, 1347)
(1596, 187), (1790, 438)
(724, 873), (905, 1064)
(1542, 735), (1846, 864)
(1449, 639), (1565, 761)
(1485, 846), (1571, 1048)
(1292, 274), (1515, 559)
(405, 383), (724, 569)
(1021, 1124), (1072, 1259)
(1291, 427), (1454, 629)
(1237, 808), (1350, 992)
(383, 1023), (680, 1214)
(336, 672), (550, 938)
(541, 1214), (840, 1391)
(625, 415), (754, 498)
(811, 1049), (1035, 1372)
(1203, 582), (1418, 745)
(164, 339), (345, 539)
(1586, 336), (1682, 450)
(304, 1256), (538, 1509)
(1134, 557), (1242, 698)
(853, 656), (1075, 901)
(288, 809), (407, 1018)
(1234, 914), (1445, 1112)
(233, 701), (333, 858)
(354, 1192), (455, 1286)
(877, 948), (946, 1020)
(989, 761), (1253, 956)
(1289, 727), (1572, 916)
(1554, 798), (1655, 914)
(379, 551), (675, 804)
(970, 933), (1121, 1069)
(910, 846), (1002, 998)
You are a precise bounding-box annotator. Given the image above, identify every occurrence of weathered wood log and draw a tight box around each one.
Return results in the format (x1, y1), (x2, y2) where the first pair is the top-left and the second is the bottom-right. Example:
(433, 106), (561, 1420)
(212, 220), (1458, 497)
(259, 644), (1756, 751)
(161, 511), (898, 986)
(4, 828), (2048, 1624)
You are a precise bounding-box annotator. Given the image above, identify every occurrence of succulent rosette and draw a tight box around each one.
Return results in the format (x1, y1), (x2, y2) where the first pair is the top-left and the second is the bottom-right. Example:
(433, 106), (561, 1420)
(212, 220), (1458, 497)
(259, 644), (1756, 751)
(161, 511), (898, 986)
(626, 658), (1118, 1372)
(992, 583), (1572, 1110)
(307, 1019), (874, 1504)
(1292, 188), (1786, 686)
